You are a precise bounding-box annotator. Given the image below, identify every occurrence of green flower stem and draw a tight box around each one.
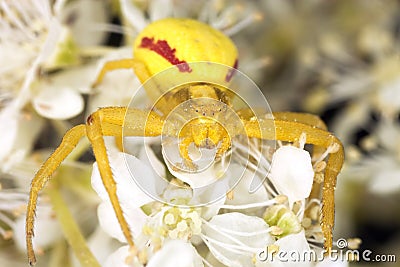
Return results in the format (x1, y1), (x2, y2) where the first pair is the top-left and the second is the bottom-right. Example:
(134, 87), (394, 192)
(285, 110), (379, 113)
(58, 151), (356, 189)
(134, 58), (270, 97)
(48, 240), (70, 267)
(46, 182), (100, 267)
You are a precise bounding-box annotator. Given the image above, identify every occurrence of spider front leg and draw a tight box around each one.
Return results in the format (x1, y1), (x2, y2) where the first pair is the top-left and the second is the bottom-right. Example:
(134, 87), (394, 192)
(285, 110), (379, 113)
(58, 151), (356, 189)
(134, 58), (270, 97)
(244, 116), (344, 254)
(85, 107), (163, 248)
(26, 107), (163, 265)
(92, 58), (151, 87)
(26, 125), (86, 265)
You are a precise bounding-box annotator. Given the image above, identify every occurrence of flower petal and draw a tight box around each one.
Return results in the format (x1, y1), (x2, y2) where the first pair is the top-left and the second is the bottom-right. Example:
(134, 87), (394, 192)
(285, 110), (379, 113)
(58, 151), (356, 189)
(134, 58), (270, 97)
(269, 146), (314, 205)
(147, 239), (204, 267)
(97, 201), (147, 243)
(274, 230), (310, 254)
(0, 104), (43, 172)
(224, 168), (268, 206)
(315, 257), (349, 267)
(14, 206), (62, 252)
(61, 0), (109, 47)
(369, 168), (400, 194)
(120, 0), (148, 32)
(104, 245), (142, 267)
(91, 151), (155, 242)
(91, 151), (154, 206)
(33, 86), (84, 120)
(203, 212), (273, 266)
(149, 0), (173, 21)
(0, 105), (18, 164)
(257, 231), (311, 267)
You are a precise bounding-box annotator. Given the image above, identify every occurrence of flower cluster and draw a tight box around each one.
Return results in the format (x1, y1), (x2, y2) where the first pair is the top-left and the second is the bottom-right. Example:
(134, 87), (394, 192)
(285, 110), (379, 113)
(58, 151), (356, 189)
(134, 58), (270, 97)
(87, 131), (346, 266)
(0, 1), (375, 267)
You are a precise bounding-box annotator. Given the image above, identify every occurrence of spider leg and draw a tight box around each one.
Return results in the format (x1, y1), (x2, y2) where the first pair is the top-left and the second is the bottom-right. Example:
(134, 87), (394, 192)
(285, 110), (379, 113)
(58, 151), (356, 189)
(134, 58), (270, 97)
(27, 107), (164, 265)
(85, 107), (164, 251)
(272, 112), (327, 131)
(238, 111), (327, 156)
(244, 116), (344, 253)
(26, 125), (86, 266)
(92, 58), (151, 87)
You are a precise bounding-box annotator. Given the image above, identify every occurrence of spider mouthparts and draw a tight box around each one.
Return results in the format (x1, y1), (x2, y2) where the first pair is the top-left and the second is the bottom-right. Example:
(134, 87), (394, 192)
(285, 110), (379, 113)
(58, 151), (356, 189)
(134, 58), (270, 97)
(200, 138), (216, 149)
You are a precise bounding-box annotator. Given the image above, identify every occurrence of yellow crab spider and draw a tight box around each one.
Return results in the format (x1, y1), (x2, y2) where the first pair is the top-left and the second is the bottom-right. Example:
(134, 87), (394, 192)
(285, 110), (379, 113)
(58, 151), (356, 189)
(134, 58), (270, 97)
(26, 18), (344, 265)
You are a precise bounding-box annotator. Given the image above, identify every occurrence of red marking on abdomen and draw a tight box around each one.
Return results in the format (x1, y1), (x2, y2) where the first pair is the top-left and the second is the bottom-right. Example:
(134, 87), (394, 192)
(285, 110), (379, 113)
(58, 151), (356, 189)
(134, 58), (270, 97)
(225, 59), (238, 82)
(139, 37), (192, 72)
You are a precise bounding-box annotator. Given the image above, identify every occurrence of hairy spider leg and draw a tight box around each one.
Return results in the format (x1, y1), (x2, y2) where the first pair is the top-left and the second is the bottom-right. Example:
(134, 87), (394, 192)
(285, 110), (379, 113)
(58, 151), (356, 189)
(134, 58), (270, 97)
(26, 107), (164, 265)
(93, 58), (151, 87)
(243, 116), (344, 254)
(26, 125), (86, 265)
(93, 58), (158, 153)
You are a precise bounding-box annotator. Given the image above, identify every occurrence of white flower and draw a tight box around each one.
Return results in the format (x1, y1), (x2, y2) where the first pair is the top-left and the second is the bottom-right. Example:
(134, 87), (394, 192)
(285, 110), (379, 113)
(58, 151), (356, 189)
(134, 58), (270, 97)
(0, 0), (86, 170)
(91, 132), (333, 266)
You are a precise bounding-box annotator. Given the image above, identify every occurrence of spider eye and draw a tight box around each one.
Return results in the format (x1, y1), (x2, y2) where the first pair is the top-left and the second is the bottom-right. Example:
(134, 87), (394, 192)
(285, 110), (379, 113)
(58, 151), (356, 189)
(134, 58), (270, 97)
(203, 112), (206, 116)
(195, 109), (198, 112)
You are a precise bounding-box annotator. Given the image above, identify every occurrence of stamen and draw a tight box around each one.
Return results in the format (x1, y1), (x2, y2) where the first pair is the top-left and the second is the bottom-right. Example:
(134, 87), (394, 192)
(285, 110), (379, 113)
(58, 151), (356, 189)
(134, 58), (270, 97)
(305, 198), (321, 209)
(201, 255), (214, 267)
(243, 57), (272, 70)
(269, 226), (283, 235)
(298, 133), (307, 149)
(275, 195), (288, 204)
(1, 229), (13, 240)
(223, 12), (263, 36)
(314, 172), (324, 183)
(309, 205), (320, 221)
(313, 161), (327, 172)
(347, 238), (362, 250)
(138, 249), (148, 264)
(312, 142), (340, 164)
(277, 140), (283, 147)
(1, 1), (35, 40)
(87, 23), (135, 36)
(151, 236), (162, 252)
(302, 217), (312, 228)
(296, 200), (306, 220)
(0, 211), (15, 227)
(226, 189), (234, 200)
